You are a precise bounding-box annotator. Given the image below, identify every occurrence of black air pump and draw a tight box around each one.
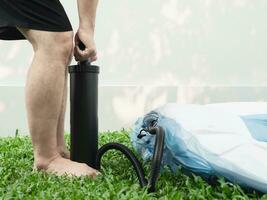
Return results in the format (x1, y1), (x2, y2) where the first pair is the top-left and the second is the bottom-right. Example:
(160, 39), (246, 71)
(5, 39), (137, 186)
(68, 48), (165, 193)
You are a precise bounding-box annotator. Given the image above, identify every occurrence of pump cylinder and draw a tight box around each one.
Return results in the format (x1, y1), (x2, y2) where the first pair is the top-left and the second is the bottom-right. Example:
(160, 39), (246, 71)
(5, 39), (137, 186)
(68, 60), (99, 168)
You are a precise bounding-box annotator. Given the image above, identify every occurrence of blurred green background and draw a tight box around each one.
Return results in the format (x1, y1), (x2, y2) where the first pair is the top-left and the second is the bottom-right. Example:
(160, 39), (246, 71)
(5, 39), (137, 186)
(0, 0), (267, 136)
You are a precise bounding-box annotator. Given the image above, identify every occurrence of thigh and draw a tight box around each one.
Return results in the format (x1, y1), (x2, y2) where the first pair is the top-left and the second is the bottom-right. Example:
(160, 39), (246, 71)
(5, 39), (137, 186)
(17, 27), (73, 51)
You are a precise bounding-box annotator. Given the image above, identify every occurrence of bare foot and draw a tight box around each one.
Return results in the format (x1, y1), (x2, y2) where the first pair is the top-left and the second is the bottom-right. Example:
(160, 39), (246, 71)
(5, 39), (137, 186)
(57, 146), (70, 159)
(36, 155), (101, 178)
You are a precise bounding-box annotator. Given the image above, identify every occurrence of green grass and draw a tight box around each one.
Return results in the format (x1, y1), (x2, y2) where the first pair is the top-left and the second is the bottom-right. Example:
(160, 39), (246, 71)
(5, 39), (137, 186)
(0, 129), (266, 200)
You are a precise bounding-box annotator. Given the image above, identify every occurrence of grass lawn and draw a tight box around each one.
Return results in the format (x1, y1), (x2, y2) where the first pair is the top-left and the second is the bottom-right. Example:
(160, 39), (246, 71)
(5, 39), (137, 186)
(0, 129), (266, 200)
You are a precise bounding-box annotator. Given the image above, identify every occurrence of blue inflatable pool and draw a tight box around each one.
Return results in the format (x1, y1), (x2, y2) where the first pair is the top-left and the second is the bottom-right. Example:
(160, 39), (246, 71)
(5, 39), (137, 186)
(131, 102), (267, 193)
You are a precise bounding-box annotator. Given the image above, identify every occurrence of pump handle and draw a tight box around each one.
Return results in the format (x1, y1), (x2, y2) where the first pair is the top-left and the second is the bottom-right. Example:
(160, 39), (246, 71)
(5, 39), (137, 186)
(77, 42), (91, 65)
(78, 42), (86, 51)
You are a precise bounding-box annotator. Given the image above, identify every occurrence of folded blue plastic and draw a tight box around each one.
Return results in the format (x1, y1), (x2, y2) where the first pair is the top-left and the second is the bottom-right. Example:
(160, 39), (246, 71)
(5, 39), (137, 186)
(131, 102), (267, 193)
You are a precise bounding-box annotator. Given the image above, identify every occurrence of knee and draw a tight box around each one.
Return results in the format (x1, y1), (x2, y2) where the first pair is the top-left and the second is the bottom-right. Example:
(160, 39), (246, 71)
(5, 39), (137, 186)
(60, 32), (74, 64)
(37, 31), (74, 65)
(53, 32), (73, 65)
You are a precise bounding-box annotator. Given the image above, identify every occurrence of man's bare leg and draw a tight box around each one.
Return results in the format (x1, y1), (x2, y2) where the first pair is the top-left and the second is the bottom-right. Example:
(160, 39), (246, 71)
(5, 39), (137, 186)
(18, 27), (99, 177)
(56, 63), (70, 159)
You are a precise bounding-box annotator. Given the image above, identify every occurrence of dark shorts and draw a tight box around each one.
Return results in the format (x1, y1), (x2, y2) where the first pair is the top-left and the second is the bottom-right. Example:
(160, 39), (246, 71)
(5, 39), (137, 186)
(0, 0), (73, 40)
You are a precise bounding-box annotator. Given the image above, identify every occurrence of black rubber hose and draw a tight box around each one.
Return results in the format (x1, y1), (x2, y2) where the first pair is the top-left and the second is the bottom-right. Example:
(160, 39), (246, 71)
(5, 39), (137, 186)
(147, 126), (165, 193)
(96, 142), (148, 187)
(95, 126), (165, 193)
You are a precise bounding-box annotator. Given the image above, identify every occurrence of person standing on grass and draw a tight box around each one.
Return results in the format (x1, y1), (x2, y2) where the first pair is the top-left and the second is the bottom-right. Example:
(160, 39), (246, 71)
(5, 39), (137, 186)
(0, 0), (100, 178)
